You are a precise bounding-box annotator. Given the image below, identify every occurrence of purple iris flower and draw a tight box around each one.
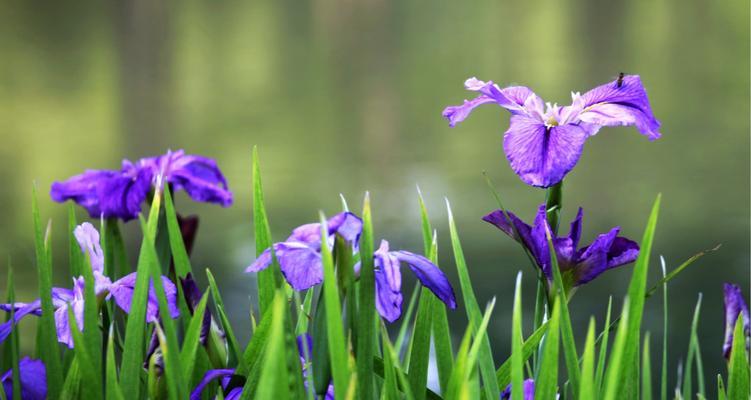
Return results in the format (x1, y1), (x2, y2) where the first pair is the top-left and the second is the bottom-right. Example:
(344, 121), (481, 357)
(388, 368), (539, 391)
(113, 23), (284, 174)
(443, 75), (661, 187)
(1, 357), (47, 400)
(245, 212), (363, 291)
(370, 240), (457, 323)
(483, 205), (639, 287)
(50, 150), (232, 221)
(0, 223), (179, 347)
(500, 379), (535, 400)
(723, 283), (750, 359)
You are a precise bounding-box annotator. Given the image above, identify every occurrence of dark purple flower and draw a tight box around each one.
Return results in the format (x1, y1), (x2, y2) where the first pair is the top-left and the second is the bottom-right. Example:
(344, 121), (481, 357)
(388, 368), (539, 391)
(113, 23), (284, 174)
(500, 379), (535, 400)
(443, 75), (661, 187)
(371, 240), (457, 323)
(190, 369), (244, 400)
(1, 357), (47, 400)
(51, 150), (232, 220)
(483, 205), (639, 287)
(723, 283), (750, 359)
(0, 223), (179, 347)
(245, 212), (363, 291)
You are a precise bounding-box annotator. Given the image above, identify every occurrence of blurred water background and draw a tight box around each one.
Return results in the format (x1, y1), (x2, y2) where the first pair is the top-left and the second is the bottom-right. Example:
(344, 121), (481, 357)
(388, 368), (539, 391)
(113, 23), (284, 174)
(0, 0), (748, 390)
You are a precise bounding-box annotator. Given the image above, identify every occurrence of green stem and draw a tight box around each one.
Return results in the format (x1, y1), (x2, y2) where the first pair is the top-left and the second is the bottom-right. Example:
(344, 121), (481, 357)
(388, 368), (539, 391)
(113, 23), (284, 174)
(544, 181), (564, 234)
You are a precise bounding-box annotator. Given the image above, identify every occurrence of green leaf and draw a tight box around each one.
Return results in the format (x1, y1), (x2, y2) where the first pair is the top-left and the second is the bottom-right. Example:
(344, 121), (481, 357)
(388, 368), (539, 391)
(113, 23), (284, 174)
(106, 327), (125, 400)
(495, 322), (548, 389)
(544, 225), (580, 396)
(68, 306), (103, 399)
(356, 193), (376, 400)
(80, 247), (103, 384)
(163, 187), (193, 278)
(619, 194), (661, 398)
(120, 194), (162, 399)
(103, 219), (128, 280)
(578, 318), (597, 400)
(320, 212), (351, 398)
(645, 245), (720, 299)
(294, 289), (314, 336)
(446, 200), (500, 399)
(381, 324), (417, 400)
(311, 292), (333, 395)
(206, 268), (242, 367)
(253, 146), (281, 316)
(31, 185), (63, 398)
(717, 374), (727, 400)
(642, 333), (652, 400)
(511, 272), (524, 400)
(537, 295), (561, 400)
(60, 358), (81, 399)
(594, 297), (613, 395)
(180, 291), (210, 380)
(602, 301), (630, 400)
(409, 289), (433, 400)
(236, 305), (273, 394)
(727, 315), (750, 399)
(254, 291), (291, 400)
(659, 259), (668, 400)
(380, 326), (402, 400)
(682, 293), (703, 398)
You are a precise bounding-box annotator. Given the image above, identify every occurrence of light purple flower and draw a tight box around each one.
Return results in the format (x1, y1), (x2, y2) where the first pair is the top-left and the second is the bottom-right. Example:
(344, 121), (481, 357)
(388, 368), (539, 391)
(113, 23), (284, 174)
(371, 240), (457, 323)
(245, 212), (363, 291)
(483, 205), (639, 286)
(443, 75), (661, 187)
(1, 357), (47, 400)
(50, 150), (232, 220)
(500, 379), (535, 400)
(723, 283), (750, 359)
(0, 223), (179, 347)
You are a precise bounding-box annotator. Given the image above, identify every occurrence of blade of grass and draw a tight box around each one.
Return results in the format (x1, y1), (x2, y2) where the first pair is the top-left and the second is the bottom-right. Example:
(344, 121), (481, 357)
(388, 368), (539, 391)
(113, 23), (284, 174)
(660, 258), (668, 400)
(380, 326), (402, 400)
(163, 188), (193, 278)
(103, 219), (128, 280)
(682, 293), (703, 398)
(717, 374), (727, 400)
(249, 290), (291, 400)
(68, 306), (103, 399)
(727, 315), (750, 399)
(106, 327), (125, 400)
(60, 358), (81, 399)
(602, 301), (630, 400)
(642, 332), (653, 400)
(320, 212), (351, 398)
(495, 322), (548, 389)
(595, 296), (613, 393)
(31, 185), (62, 398)
(537, 295), (561, 400)
(578, 318), (597, 400)
(180, 291), (209, 380)
(205, 268), (242, 367)
(446, 199), (500, 399)
(357, 194), (376, 400)
(645, 245), (720, 298)
(510, 272), (524, 400)
(253, 146), (281, 316)
(619, 194), (661, 398)
(80, 249), (103, 384)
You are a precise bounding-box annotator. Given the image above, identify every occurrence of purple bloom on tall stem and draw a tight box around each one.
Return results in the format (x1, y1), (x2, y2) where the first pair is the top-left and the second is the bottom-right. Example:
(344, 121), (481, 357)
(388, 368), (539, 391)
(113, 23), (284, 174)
(1, 357), (47, 400)
(371, 240), (457, 322)
(443, 75), (661, 187)
(483, 205), (639, 287)
(245, 212), (363, 291)
(50, 150), (233, 220)
(723, 283), (750, 359)
(0, 223), (179, 347)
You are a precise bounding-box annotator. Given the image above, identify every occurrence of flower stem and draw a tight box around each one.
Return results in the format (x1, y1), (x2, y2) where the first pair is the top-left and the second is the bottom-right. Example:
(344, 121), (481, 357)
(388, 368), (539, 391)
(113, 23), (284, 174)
(544, 181), (564, 234)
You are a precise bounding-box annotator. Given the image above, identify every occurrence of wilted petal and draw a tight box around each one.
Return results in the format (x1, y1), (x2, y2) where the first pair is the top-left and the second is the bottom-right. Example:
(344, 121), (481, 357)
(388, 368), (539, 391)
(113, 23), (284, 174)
(576, 75), (661, 140)
(74, 222), (105, 274)
(392, 251), (457, 309)
(375, 270), (403, 323)
(503, 116), (589, 188)
(275, 242), (324, 291)
(723, 283), (750, 359)
(1, 357), (47, 400)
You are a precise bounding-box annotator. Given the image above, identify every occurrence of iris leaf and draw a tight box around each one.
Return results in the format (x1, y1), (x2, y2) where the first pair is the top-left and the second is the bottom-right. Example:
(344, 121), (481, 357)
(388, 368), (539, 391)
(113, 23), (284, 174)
(642, 333), (653, 400)
(536, 295), (561, 400)
(727, 315), (750, 399)
(252, 146), (281, 316)
(578, 318), (597, 400)
(356, 194), (376, 400)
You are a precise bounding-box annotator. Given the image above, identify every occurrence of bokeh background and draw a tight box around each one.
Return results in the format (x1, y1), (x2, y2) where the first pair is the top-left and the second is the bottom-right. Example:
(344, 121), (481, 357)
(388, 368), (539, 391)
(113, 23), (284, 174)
(1, 0), (748, 392)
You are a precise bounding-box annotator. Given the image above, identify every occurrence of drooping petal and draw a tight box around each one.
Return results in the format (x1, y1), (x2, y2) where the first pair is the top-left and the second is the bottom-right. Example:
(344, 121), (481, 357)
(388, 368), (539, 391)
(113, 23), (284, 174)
(442, 95), (499, 127)
(74, 222), (105, 274)
(245, 248), (274, 273)
(151, 150), (233, 207)
(723, 283), (750, 359)
(375, 240), (401, 292)
(0, 301), (44, 343)
(109, 273), (180, 322)
(190, 369), (237, 400)
(391, 251), (457, 309)
(443, 78), (543, 127)
(568, 207), (584, 250)
(576, 75), (661, 140)
(572, 227), (620, 285)
(503, 116), (589, 188)
(50, 169), (118, 218)
(374, 269), (403, 323)
(481, 209), (534, 246)
(274, 242), (324, 291)
(97, 161), (154, 220)
(1, 357), (47, 400)
(605, 237), (639, 269)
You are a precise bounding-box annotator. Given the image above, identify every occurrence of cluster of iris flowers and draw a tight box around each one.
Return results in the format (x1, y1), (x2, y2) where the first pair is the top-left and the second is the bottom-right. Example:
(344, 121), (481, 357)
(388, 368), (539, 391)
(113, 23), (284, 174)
(0, 76), (747, 400)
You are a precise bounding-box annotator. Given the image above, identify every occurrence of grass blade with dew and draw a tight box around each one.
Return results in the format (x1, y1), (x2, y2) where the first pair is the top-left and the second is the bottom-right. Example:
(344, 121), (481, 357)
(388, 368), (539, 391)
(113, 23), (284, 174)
(206, 268), (242, 367)
(252, 146), (282, 316)
(618, 194), (662, 398)
(681, 293), (703, 398)
(726, 315), (750, 399)
(320, 212), (351, 398)
(356, 193), (376, 400)
(510, 271), (524, 400)
(31, 185), (63, 398)
(537, 294), (561, 400)
(446, 199), (500, 399)
(642, 333), (653, 400)
(545, 225), (581, 396)
(578, 318), (597, 400)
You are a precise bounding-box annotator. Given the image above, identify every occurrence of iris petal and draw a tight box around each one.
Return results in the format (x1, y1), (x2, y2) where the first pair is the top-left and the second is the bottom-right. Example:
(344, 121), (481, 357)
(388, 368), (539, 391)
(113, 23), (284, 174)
(723, 283), (750, 359)
(391, 251), (457, 309)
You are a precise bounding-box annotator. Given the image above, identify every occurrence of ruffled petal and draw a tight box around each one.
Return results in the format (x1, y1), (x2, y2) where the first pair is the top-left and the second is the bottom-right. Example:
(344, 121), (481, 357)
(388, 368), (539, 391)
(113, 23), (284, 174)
(50, 169), (118, 218)
(74, 222), (105, 274)
(576, 75), (661, 140)
(572, 227), (620, 285)
(97, 161), (153, 220)
(723, 283), (750, 359)
(391, 251), (457, 309)
(275, 242), (324, 291)
(503, 116), (589, 188)
(374, 269), (403, 323)
(245, 248), (274, 273)
(1, 357), (47, 400)
(606, 236), (639, 269)
(190, 369), (237, 400)
(375, 241), (401, 292)
(152, 150), (233, 207)
(327, 211), (363, 245)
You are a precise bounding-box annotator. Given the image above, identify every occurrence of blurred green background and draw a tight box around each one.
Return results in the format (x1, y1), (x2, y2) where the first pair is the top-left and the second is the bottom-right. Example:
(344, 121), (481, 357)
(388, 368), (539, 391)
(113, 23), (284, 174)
(1, 0), (748, 391)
